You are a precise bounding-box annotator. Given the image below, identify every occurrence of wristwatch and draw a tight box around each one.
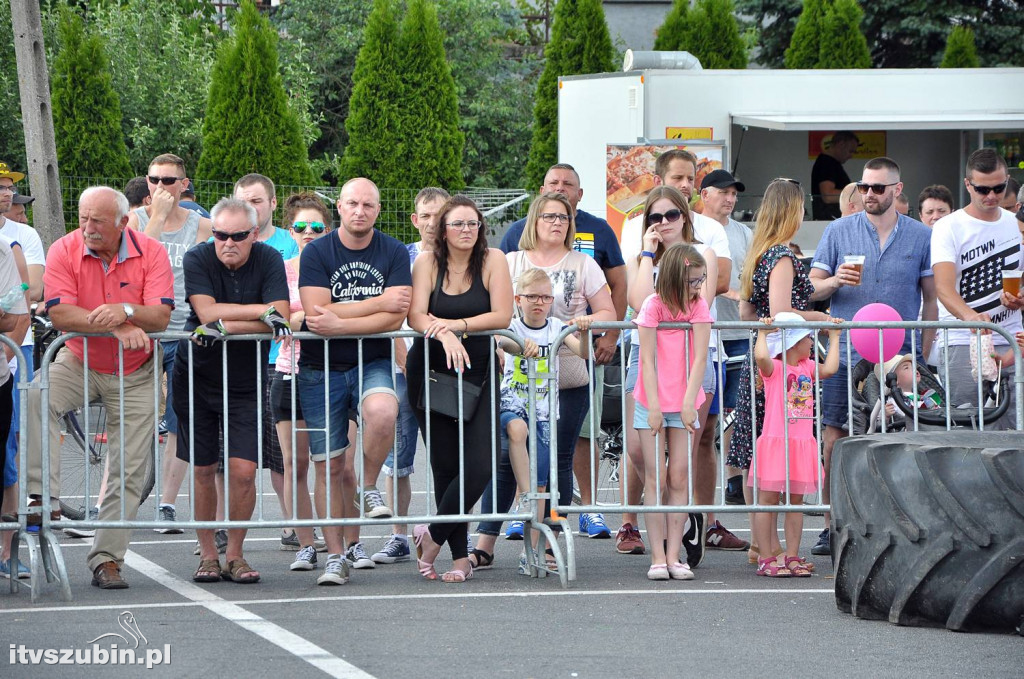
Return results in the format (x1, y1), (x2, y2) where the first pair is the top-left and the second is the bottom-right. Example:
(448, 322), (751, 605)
(122, 303), (135, 322)
(641, 250), (656, 259)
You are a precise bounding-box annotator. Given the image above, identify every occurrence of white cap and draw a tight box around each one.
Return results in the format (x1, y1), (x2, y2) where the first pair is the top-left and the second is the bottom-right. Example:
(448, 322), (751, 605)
(766, 311), (812, 358)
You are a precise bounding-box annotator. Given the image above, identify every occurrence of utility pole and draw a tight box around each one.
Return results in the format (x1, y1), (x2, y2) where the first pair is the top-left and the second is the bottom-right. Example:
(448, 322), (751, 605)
(10, 0), (65, 248)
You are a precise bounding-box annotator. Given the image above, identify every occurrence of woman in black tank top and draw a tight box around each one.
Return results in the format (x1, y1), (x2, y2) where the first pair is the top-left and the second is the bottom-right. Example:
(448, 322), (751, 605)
(406, 196), (513, 582)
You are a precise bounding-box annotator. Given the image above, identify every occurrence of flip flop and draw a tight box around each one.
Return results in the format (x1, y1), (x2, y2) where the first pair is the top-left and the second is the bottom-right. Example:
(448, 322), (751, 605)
(193, 558), (222, 583)
(221, 558), (260, 584)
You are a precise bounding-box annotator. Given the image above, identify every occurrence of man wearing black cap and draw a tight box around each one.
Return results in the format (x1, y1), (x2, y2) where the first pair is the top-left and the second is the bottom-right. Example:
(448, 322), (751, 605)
(5, 193), (32, 227)
(694, 169), (752, 552)
(811, 131), (859, 220)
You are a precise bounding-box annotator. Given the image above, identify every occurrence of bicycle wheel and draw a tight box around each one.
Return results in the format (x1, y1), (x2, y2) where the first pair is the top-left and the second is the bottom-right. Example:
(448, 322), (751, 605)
(572, 425), (622, 507)
(59, 402), (157, 520)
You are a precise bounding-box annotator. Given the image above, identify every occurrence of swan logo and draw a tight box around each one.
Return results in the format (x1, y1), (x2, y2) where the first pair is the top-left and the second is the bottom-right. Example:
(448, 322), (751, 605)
(9, 610), (171, 668)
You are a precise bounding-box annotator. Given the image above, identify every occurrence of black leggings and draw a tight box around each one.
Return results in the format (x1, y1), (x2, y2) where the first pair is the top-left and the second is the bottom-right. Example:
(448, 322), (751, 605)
(411, 372), (498, 560)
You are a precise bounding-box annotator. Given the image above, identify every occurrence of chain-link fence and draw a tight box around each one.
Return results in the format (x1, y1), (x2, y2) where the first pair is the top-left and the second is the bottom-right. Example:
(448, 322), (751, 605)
(51, 177), (531, 246)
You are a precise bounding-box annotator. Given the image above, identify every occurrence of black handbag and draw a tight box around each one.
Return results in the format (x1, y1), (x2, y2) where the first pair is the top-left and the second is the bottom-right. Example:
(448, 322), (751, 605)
(417, 370), (483, 421)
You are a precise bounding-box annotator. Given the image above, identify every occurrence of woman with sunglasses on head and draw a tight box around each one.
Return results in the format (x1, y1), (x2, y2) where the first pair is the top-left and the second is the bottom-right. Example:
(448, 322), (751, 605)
(468, 192), (615, 571)
(407, 196), (513, 583)
(727, 179), (834, 566)
(621, 186), (717, 566)
(269, 192), (334, 573)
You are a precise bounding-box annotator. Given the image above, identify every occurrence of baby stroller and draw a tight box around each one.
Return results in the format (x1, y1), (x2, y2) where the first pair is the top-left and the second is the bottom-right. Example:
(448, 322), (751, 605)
(847, 357), (1011, 434)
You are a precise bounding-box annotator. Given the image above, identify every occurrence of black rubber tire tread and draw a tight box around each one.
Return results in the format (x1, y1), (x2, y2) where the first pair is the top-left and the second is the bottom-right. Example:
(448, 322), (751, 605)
(832, 432), (1024, 633)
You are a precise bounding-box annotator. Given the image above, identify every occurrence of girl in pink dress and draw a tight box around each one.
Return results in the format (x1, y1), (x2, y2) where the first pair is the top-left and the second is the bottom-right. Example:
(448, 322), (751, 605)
(750, 311), (842, 577)
(634, 243), (714, 581)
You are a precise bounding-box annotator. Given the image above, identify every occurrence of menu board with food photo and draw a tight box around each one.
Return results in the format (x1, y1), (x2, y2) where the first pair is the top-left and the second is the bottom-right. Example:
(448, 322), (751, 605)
(606, 141), (725, 239)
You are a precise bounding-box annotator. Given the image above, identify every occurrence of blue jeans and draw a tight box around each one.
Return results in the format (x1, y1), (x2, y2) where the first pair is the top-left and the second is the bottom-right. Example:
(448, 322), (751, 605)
(3, 348), (31, 488)
(297, 359), (396, 462)
(477, 385), (588, 535)
(383, 372), (420, 478)
(160, 340), (179, 434)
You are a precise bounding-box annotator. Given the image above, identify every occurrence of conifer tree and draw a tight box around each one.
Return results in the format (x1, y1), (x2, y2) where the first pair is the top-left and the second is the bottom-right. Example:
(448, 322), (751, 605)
(686, 0), (747, 69)
(817, 0), (872, 68)
(196, 0), (313, 185)
(784, 0), (829, 69)
(394, 0), (464, 190)
(940, 25), (980, 68)
(341, 0), (403, 185)
(525, 0), (615, 190)
(653, 0), (689, 51)
(51, 9), (132, 179)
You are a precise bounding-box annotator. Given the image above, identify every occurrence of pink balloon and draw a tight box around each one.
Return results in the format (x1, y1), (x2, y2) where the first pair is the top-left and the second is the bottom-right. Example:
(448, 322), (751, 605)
(850, 303), (905, 364)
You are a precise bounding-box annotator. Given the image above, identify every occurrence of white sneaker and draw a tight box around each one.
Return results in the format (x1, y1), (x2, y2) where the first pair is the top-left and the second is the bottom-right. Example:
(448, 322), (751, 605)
(290, 545), (318, 571)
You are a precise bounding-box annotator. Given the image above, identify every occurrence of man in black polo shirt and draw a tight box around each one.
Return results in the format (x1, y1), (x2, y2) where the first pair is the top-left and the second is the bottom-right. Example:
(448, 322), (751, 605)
(811, 131), (859, 220)
(173, 198), (290, 584)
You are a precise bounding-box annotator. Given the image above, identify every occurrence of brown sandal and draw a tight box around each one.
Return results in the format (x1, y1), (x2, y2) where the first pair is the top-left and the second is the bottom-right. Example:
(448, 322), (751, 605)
(221, 558), (260, 583)
(193, 559), (222, 583)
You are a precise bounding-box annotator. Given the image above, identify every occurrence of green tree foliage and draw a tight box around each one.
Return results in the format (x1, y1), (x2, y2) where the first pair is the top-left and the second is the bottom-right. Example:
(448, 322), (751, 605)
(940, 25), (980, 68)
(784, 0), (828, 68)
(525, 0), (615, 190)
(394, 0), (464, 190)
(0, 2), (27, 172)
(737, 0), (1024, 68)
(341, 0), (402, 185)
(51, 9), (132, 179)
(654, 0), (690, 51)
(196, 1), (313, 185)
(817, 0), (871, 68)
(87, 0), (219, 174)
(686, 0), (748, 69)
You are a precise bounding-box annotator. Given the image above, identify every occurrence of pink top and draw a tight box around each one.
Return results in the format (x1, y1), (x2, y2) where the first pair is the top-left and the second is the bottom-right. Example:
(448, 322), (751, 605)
(759, 357), (816, 440)
(275, 259), (302, 374)
(633, 294), (712, 411)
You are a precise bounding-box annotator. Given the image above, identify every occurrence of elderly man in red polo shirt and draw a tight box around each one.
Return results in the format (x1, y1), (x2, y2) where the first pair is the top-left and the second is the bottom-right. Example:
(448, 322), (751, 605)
(26, 186), (173, 589)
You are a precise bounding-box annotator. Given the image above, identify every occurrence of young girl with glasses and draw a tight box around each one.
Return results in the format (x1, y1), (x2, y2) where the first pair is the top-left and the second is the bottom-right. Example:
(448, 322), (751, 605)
(633, 243), (713, 581)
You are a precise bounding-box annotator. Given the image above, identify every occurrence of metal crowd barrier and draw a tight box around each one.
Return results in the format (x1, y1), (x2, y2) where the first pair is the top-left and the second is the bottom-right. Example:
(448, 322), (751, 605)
(553, 319), (1024, 582)
(7, 320), (1022, 599)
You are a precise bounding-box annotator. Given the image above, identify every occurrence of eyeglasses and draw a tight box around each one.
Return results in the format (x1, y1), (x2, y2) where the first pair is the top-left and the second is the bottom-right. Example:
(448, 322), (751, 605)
(292, 221), (327, 234)
(211, 227), (254, 242)
(147, 175), (182, 186)
(446, 220), (482, 231)
(687, 273), (708, 288)
(856, 182), (899, 195)
(647, 208), (683, 225)
(518, 294), (554, 304)
(539, 212), (570, 224)
(0, 185), (15, 194)
(967, 181), (1008, 196)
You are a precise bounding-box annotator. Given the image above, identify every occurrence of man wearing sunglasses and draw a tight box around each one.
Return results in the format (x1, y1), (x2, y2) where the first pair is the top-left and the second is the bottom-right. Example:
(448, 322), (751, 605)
(125, 154), (212, 536)
(810, 156), (937, 555)
(26, 186), (173, 588)
(931, 148), (1023, 429)
(172, 198), (290, 584)
(811, 131), (859, 221)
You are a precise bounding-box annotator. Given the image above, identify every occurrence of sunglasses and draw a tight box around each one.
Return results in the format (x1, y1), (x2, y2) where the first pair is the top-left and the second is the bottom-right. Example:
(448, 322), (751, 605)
(211, 227), (254, 242)
(147, 175), (182, 186)
(773, 177), (801, 187)
(856, 182), (899, 195)
(647, 208), (683, 225)
(518, 293), (554, 304)
(967, 181), (1008, 196)
(292, 221), (327, 234)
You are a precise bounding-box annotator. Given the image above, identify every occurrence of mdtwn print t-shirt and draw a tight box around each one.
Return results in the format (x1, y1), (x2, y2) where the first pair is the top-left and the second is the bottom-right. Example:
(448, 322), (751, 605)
(931, 208), (1023, 347)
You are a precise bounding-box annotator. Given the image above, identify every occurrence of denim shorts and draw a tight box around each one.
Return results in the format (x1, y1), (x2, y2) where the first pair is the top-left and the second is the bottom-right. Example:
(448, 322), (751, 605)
(633, 401), (700, 431)
(160, 340), (178, 434)
(499, 409), (552, 484)
(821, 363), (850, 428)
(298, 359), (396, 462)
(383, 372), (420, 478)
(708, 338), (747, 416)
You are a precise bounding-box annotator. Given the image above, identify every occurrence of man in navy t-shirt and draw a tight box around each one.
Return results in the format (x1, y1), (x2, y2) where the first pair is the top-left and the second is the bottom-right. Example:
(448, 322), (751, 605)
(500, 163), (626, 540)
(297, 177), (412, 584)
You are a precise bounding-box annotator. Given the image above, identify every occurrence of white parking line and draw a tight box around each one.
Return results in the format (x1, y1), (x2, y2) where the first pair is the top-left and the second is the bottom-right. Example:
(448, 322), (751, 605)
(2, 585), (835, 615)
(122, 550), (374, 679)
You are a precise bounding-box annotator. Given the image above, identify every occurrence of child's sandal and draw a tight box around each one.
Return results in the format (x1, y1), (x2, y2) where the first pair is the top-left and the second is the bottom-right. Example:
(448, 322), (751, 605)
(755, 556), (792, 578)
(784, 556), (812, 577)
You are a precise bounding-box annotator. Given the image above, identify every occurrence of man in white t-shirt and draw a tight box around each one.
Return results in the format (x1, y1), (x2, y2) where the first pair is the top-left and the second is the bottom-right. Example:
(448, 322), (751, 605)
(931, 148), (1023, 428)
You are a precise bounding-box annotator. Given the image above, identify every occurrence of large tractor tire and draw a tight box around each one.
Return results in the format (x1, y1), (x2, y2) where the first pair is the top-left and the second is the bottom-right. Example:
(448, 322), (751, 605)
(831, 432), (1024, 633)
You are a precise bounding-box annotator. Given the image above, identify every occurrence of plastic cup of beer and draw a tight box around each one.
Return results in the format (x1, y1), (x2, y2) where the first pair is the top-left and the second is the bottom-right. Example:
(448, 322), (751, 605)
(1002, 270), (1022, 296)
(844, 255), (865, 285)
